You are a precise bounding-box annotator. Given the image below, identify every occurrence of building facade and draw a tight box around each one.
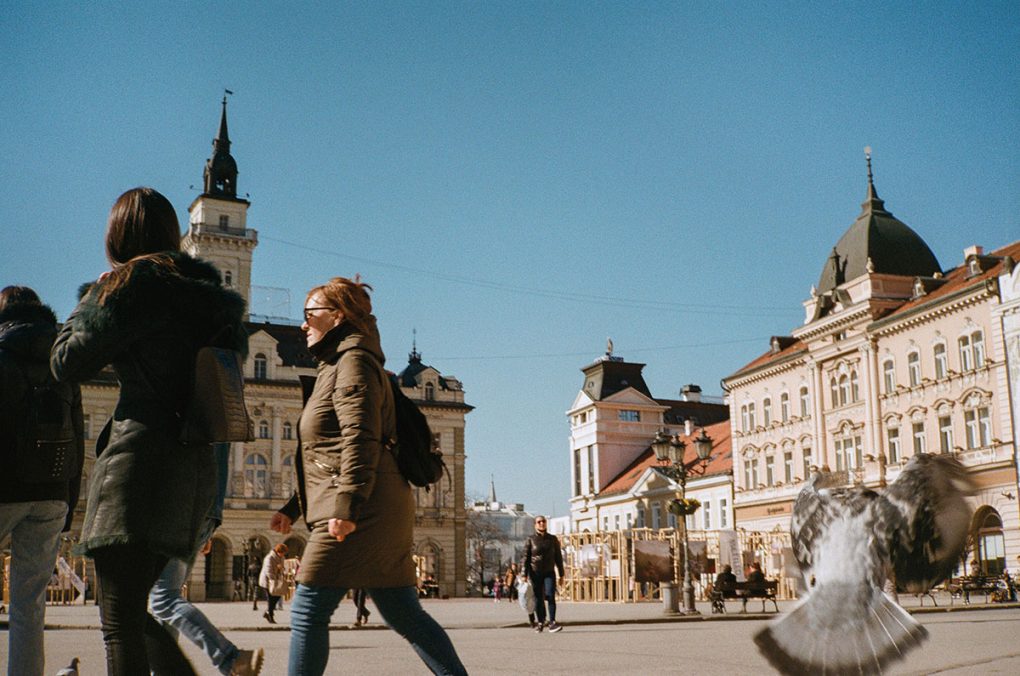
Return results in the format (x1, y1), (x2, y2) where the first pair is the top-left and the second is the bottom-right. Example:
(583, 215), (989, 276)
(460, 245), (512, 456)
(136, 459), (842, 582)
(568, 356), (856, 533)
(723, 159), (1020, 576)
(74, 101), (471, 599)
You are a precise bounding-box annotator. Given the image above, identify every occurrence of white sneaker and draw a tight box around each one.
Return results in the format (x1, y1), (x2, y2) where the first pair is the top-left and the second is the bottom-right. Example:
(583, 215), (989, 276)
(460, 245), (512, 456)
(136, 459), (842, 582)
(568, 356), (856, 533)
(230, 648), (264, 676)
(548, 621), (563, 633)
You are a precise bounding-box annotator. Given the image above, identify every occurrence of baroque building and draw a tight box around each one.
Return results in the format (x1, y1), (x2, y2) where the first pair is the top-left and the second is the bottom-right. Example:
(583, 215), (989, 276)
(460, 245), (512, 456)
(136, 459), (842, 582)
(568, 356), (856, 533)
(722, 155), (1020, 576)
(75, 100), (471, 599)
(566, 345), (731, 533)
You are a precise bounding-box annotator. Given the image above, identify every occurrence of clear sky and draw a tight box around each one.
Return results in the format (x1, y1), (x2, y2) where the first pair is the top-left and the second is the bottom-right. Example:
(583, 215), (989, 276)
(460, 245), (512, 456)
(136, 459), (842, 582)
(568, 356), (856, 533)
(2, 1), (1017, 516)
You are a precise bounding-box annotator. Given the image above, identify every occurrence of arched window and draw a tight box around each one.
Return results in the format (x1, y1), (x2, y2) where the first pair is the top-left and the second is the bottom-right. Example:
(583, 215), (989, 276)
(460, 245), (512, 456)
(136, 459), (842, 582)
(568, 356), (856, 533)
(282, 422), (293, 440)
(933, 343), (948, 379)
(830, 377), (839, 407)
(882, 360), (896, 393)
(425, 382), (435, 401)
(281, 454), (295, 497)
(964, 404), (991, 449)
(780, 393), (790, 422)
(254, 353), (268, 380)
(907, 352), (921, 387)
(244, 453), (269, 498)
(976, 510), (1005, 575)
(838, 375), (850, 406)
(850, 371), (859, 401)
(740, 405), (749, 433)
(959, 335), (974, 371)
(972, 331), (985, 368)
(259, 420), (270, 439)
(747, 403), (756, 429)
(762, 398), (772, 426)
(799, 387), (810, 417)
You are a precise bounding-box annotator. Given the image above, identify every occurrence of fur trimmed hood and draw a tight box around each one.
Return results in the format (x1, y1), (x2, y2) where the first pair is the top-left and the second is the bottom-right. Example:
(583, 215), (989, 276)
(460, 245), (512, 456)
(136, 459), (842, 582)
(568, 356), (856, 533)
(0, 302), (58, 362)
(75, 252), (247, 355)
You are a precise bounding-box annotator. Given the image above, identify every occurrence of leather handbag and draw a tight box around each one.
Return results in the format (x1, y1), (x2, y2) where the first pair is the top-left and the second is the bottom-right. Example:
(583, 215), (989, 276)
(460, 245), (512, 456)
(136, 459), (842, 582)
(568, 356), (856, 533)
(179, 345), (254, 445)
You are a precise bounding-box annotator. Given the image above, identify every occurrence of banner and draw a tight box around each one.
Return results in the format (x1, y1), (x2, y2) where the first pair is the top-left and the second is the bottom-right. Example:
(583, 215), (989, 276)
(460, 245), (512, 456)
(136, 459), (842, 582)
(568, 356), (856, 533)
(718, 530), (745, 581)
(633, 540), (674, 584)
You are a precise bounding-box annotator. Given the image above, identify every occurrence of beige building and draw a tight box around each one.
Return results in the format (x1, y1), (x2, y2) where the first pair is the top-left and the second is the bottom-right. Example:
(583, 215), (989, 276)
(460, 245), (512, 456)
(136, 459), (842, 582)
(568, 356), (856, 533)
(723, 158), (1020, 576)
(566, 346), (730, 534)
(74, 101), (471, 599)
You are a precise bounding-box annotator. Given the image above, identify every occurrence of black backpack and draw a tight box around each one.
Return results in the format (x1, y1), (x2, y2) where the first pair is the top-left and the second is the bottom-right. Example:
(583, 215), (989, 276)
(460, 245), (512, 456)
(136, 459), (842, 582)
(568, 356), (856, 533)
(13, 365), (76, 483)
(388, 377), (446, 491)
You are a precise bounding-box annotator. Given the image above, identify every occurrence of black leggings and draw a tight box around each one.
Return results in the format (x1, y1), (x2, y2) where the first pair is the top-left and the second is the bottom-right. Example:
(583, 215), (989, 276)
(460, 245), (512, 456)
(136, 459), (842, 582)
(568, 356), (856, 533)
(93, 544), (195, 675)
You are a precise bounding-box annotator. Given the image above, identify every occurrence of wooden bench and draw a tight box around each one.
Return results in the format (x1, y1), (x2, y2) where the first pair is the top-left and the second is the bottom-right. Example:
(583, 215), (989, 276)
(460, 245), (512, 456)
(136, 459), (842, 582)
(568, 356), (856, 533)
(709, 579), (779, 613)
(946, 576), (1003, 605)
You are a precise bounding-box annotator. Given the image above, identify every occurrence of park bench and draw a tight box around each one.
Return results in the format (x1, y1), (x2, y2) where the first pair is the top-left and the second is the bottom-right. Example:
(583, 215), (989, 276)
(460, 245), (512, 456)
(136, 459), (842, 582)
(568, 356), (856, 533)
(946, 576), (1005, 605)
(709, 579), (779, 613)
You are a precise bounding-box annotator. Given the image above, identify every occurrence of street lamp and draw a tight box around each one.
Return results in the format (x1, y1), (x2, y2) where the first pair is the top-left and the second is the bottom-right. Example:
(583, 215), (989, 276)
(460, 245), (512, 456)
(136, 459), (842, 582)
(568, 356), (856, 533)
(652, 428), (714, 614)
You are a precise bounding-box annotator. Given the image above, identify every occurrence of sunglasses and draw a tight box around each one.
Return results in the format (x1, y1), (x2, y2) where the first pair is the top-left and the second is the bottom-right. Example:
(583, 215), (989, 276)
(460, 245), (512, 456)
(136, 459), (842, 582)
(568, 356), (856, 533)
(303, 306), (334, 321)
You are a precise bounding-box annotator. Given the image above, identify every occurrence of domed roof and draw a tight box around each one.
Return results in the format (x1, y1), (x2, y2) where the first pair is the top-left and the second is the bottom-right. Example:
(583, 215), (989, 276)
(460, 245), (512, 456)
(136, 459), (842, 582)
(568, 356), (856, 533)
(816, 156), (940, 294)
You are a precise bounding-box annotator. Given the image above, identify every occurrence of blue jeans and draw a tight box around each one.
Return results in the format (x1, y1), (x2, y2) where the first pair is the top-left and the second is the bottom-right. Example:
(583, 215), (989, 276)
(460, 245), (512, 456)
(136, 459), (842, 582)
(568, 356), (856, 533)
(0, 500), (67, 676)
(288, 583), (467, 676)
(530, 572), (557, 625)
(149, 518), (239, 675)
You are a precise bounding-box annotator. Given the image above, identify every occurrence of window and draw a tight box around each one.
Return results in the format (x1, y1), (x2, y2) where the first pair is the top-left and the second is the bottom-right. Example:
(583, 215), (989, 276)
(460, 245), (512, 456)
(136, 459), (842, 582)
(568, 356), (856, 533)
(908, 353), (921, 387)
(626, 513), (632, 530)
(802, 447), (813, 479)
(977, 511), (1006, 575)
(887, 427), (901, 464)
(720, 498), (728, 528)
(668, 512), (678, 529)
(83, 414), (91, 440)
(741, 405), (749, 433)
(614, 514), (620, 531)
(912, 422), (926, 455)
(763, 398), (772, 426)
(965, 407), (991, 449)
(743, 458), (752, 490)
(281, 454), (295, 497)
(602, 516), (609, 532)
(618, 409), (640, 422)
(224, 270), (232, 287)
(838, 375), (851, 406)
(959, 335), (974, 371)
(850, 371), (859, 402)
(934, 343), (948, 379)
(883, 361), (896, 393)
(254, 353), (267, 380)
(258, 420), (270, 439)
(748, 403), (756, 429)
(750, 458), (760, 487)
(651, 502), (661, 530)
(780, 393), (790, 422)
(586, 446), (595, 494)
(218, 214), (229, 230)
(799, 387), (810, 417)
(834, 435), (861, 471)
(425, 382), (435, 401)
(765, 456), (775, 486)
(243, 453), (269, 498)
(938, 416), (953, 454)
(636, 508), (646, 528)
(784, 451), (793, 483)
(830, 377), (839, 407)
(573, 448), (582, 497)
(702, 500), (712, 529)
(282, 421), (293, 440)
(972, 332), (985, 368)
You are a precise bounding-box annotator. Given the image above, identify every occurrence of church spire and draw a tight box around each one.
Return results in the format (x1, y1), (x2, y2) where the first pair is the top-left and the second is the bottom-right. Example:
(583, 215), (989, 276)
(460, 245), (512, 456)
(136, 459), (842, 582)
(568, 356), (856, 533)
(859, 146), (889, 216)
(488, 474), (497, 504)
(203, 91), (239, 198)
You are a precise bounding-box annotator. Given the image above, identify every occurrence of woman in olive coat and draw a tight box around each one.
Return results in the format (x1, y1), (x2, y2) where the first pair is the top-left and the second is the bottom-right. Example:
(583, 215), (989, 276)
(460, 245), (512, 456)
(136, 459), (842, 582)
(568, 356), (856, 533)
(271, 276), (465, 676)
(51, 187), (247, 675)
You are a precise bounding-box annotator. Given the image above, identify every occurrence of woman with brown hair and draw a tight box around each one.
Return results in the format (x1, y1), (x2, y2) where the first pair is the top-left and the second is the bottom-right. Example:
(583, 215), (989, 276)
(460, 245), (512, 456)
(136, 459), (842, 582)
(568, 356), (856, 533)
(271, 276), (466, 675)
(258, 543), (289, 624)
(51, 187), (248, 674)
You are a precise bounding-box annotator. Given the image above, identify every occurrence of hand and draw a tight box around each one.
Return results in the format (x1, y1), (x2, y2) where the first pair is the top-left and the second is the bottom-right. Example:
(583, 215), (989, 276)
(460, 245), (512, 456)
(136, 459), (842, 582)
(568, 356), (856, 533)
(270, 512), (292, 534)
(199, 539), (213, 556)
(328, 518), (357, 542)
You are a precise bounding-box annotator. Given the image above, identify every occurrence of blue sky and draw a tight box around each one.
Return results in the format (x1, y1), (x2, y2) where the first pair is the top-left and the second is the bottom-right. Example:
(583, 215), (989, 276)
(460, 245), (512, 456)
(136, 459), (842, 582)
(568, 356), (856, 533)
(2, 1), (1017, 516)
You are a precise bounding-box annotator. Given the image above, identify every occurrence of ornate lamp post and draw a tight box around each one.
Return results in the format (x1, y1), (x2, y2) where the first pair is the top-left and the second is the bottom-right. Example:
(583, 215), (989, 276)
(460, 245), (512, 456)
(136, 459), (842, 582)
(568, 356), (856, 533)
(652, 428), (714, 614)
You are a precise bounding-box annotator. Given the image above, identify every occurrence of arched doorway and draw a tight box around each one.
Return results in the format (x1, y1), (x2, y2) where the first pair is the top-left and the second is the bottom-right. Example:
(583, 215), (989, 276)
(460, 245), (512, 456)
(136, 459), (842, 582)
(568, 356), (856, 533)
(972, 507), (1006, 575)
(205, 536), (233, 600)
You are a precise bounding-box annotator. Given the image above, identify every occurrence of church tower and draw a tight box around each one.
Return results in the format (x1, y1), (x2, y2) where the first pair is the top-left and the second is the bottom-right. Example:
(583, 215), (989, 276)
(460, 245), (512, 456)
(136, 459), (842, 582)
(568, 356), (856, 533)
(181, 95), (258, 316)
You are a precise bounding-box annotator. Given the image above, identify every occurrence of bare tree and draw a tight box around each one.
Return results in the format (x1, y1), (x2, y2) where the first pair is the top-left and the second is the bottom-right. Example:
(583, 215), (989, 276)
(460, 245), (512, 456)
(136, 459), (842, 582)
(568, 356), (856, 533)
(465, 508), (508, 594)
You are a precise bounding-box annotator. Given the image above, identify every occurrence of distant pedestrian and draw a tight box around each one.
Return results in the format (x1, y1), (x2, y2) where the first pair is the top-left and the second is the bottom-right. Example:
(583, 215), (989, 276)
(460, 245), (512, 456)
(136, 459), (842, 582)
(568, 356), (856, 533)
(259, 544), (288, 624)
(352, 588), (371, 626)
(493, 577), (503, 602)
(0, 286), (85, 676)
(523, 516), (564, 633)
(504, 564), (519, 602)
(270, 276), (467, 675)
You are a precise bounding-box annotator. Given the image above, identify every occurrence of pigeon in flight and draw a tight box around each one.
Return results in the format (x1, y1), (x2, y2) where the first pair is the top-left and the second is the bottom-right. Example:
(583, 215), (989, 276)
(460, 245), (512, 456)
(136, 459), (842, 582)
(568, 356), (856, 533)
(755, 453), (975, 675)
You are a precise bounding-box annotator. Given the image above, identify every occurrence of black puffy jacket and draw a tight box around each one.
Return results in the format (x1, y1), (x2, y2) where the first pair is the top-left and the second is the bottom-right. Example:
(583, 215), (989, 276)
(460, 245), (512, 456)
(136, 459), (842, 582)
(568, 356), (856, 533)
(524, 532), (564, 577)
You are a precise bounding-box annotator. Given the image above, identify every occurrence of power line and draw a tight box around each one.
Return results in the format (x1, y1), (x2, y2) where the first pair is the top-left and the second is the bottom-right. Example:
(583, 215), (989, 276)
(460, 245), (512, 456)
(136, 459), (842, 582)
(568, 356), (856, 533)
(261, 235), (800, 318)
(429, 336), (769, 361)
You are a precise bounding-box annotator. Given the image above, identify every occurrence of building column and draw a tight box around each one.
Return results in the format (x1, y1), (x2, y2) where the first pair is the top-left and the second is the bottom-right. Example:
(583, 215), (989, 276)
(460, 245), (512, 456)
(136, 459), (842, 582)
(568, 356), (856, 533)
(271, 406), (283, 496)
(231, 441), (245, 496)
(809, 360), (829, 469)
(859, 343), (877, 458)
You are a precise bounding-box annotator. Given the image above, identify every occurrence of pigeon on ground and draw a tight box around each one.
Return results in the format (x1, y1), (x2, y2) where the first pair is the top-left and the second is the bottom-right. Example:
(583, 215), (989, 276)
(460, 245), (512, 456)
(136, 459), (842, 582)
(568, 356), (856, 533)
(55, 657), (80, 675)
(755, 453), (975, 675)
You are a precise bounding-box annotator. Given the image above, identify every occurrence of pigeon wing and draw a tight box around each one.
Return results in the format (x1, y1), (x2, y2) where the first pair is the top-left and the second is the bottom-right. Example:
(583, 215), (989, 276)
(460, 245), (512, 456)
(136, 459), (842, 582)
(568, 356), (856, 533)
(882, 453), (976, 593)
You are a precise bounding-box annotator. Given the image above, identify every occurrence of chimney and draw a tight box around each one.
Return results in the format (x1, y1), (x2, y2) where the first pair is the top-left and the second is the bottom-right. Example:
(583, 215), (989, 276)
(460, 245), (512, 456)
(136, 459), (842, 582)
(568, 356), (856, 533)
(964, 245), (984, 259)
(681, 384), (702, 402)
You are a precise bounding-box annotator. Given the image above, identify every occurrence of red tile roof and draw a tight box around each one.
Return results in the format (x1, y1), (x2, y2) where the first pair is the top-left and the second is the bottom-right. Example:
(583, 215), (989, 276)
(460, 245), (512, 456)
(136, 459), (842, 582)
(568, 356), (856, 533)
(599, 419), (732, 497)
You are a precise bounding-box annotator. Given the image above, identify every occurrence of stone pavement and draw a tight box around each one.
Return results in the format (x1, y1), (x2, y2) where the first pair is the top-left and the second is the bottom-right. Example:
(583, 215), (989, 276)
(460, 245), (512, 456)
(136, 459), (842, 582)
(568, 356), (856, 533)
(4, 595), (1020, 674)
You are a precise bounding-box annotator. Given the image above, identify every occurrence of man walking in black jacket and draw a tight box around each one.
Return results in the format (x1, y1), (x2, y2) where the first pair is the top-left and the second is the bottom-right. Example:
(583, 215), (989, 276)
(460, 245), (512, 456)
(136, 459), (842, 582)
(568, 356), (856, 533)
(523, 515), (564, 633)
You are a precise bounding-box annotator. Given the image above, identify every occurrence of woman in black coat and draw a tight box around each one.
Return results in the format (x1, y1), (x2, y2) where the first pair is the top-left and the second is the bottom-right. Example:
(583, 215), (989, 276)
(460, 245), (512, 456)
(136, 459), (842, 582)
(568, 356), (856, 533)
(51, 187), (247, 674)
